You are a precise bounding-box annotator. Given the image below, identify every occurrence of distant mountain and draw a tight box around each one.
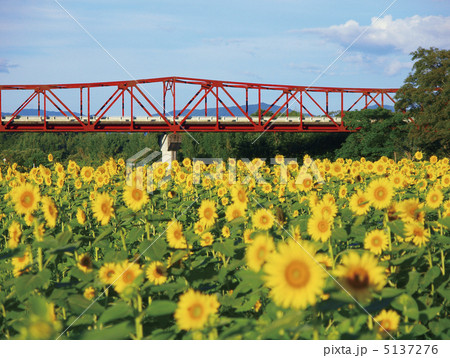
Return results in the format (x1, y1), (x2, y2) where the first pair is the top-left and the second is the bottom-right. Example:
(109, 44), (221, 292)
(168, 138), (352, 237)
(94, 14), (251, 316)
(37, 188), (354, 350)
(367, 104), (395, 112)
(3, 109), (80, 117)
(2, 104), (393, 118)
(169, 102), (283, 117)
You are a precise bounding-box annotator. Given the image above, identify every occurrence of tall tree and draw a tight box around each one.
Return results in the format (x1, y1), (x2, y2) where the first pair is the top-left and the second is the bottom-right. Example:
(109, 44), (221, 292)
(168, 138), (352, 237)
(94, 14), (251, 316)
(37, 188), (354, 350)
(395, 47), (450, 155)
(335, 108), (409, 160)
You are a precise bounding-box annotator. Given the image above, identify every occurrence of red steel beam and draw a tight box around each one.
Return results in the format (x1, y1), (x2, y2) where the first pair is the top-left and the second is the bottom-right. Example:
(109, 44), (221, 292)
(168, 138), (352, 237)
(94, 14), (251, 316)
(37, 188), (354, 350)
(0, 76), (399, 133)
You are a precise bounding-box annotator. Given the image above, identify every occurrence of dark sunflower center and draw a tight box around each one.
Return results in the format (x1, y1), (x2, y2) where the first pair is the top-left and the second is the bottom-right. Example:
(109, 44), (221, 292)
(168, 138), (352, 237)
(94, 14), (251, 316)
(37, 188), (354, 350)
(81, 256), (91, 267)
(347, 268), (369, 289)
(101, 202), (110, 214)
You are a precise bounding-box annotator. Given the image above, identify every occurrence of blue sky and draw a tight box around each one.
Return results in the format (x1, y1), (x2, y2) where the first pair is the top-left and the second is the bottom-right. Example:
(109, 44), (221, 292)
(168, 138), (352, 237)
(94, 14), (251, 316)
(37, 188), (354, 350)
(0, 0), (449, 112)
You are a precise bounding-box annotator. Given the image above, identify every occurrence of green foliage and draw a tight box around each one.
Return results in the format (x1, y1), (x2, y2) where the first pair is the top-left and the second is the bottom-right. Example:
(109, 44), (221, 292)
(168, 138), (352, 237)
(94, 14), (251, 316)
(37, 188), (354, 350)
(395, 47), (450, 156)
(0, 132), (159, 167)
(335, 108), (410, 160)
(179, 131), (348, 161)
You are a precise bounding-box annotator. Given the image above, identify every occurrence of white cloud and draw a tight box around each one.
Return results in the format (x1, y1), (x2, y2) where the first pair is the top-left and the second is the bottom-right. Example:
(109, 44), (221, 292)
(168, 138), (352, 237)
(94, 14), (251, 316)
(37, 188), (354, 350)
(340, 53), (412, 76)
(302, 15), (450, 54)
(0, 59), (18, 73)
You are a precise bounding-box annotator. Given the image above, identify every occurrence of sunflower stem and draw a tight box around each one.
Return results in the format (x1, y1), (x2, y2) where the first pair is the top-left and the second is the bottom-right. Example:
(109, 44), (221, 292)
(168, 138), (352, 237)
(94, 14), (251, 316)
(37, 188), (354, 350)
(328, 239), (335, 269)
(384, 213), (392, 253)
(37, 247), (43, 272)
(427, 248), (433, 269)
(135, 294), (144, 340)
(145, 221), (150, 241)
(441, 249), (445, 276)
(121, 229), (127, 252)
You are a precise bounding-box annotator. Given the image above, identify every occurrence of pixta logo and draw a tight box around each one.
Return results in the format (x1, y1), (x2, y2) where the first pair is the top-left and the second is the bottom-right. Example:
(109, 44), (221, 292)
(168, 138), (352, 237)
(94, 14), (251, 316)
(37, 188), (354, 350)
(126, 148), (171, 193)
(127, 148), (325, 194)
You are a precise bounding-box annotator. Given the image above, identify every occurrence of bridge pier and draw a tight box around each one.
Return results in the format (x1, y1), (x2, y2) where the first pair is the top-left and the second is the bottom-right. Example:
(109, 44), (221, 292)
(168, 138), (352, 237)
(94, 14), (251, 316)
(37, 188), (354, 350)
(158, 133), (182, 168)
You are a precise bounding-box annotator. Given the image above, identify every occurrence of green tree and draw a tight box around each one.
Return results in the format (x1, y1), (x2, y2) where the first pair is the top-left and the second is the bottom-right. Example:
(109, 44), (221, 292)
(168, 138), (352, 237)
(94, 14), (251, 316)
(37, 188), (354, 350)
(395, 47), (450, 156)
(335, 108), (409, 160)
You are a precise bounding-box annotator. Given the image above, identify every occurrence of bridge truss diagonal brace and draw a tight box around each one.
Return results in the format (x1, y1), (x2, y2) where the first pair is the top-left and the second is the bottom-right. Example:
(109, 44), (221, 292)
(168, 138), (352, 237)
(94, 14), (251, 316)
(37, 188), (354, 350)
(0, 76), (400, 133)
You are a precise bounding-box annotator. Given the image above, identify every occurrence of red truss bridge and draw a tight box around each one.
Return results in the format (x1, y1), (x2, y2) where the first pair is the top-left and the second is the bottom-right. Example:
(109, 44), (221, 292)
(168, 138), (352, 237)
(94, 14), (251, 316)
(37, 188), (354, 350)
(0, 76), (399, 133)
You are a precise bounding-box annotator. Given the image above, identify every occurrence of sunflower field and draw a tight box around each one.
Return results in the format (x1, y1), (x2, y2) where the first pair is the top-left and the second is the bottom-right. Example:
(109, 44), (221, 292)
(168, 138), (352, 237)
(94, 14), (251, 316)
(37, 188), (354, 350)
(0, 152), (449, 340)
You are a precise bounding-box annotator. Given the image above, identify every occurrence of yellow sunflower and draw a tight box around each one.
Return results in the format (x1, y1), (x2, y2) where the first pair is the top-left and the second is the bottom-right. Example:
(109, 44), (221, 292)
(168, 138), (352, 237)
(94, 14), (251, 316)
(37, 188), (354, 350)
(225, 203), (245, 222)
(77, 253), (93, 273)
(441, 174), (450, 188)
(198, 199), (218, 228)
(243, 228), (254, 244)
(34, 222), (45, 242)
(166, 220), (188, 249)
(315, 253), (333, 269)
(99, 262), (119, 285)
(307, 215), (333, 242)
(8, 221), (22, 248)
(80, 166), (94, 183)
(83, 287), (96, 300)
(174, 290), (216, 331)
(404, 222), (429, 247)
(414, 151), (423, 160)
(123, 185), (149, 211)
(12, 252), (31, 272)
(364, 229), (388, 255)
(311, 200), (338, 219)
(399, 198), (425, 224)
(390, 172), (404, 188)
(193, 221), (205, 235)
(24, 213), (34, 226)
(252, 208), (274, 230)
(334, 252), (386, 303)
(10, 182), (41, 215)
(222, 226), (230, 238)
(41, 196), (58, 228)
(416, 178), (428, 192)
(264, 240), (325, 309)
(92, 192), (114, 226)
(349, 190), (371, 216)
(261, 183), (273, 194)
(113, 261), (143, 294)
(366, 178), (394, 210)
(231, 184), (248, 207)
(374, 309), (400, 335)
(425, 188), (443, 209)
(200, 232), (214, 247)
(76, 208), (86, 225)
(146, 261), (168, 285)
(246, 233), (275, 271)
(338, 185), (348, 199)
